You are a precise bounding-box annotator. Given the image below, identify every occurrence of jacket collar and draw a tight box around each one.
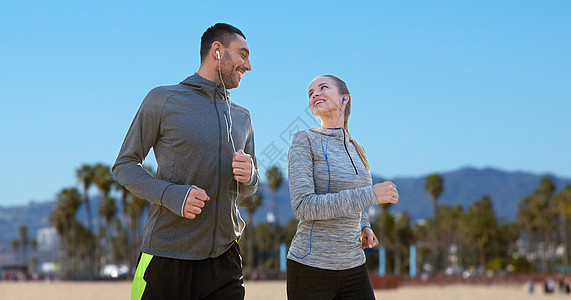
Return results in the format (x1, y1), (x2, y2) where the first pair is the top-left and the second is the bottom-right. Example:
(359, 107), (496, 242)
(180, 73), (231, 103)
(309, 127), (352, 143)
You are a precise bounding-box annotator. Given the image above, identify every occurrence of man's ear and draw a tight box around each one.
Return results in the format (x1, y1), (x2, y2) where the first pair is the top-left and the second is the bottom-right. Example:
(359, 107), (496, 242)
(211, 41), (222, 60)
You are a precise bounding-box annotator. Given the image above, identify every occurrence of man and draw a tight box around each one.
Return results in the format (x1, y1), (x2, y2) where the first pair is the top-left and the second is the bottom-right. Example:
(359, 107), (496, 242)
(112, 23), (258, 300)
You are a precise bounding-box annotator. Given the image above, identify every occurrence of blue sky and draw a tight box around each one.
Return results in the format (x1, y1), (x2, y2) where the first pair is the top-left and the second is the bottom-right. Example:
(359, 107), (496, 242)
(1, 1), (570, 206)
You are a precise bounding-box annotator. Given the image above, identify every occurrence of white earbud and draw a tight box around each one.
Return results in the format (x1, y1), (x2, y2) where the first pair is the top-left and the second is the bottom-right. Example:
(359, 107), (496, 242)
(216, 50), (220, 60)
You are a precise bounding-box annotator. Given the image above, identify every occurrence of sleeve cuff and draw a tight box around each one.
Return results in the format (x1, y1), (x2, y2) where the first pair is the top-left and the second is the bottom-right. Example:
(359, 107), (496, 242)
(246, 167), (258, 186)
(180, 186), (194, 217)
(364, 186), (378, 207)
(361, 217), (371, 230)
(160, 184), (193, 216)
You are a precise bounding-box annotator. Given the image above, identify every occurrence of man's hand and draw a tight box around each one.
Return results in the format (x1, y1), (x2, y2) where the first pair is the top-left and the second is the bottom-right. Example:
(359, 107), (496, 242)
(232, 149), (254, 183)
(183, 185), (210, 219)
(360, 226), (379, 249)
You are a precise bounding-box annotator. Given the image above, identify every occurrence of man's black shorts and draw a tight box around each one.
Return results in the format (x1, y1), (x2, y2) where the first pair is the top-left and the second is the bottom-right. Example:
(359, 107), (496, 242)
(131, 242), (244, 300)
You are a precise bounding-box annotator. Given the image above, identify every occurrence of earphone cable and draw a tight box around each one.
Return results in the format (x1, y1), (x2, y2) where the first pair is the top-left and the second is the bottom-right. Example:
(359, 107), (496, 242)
(218, 55), (240, 203)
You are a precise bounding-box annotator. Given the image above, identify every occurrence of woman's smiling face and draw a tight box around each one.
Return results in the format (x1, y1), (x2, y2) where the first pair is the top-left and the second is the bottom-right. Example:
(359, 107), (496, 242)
(308, 76), (343, 119)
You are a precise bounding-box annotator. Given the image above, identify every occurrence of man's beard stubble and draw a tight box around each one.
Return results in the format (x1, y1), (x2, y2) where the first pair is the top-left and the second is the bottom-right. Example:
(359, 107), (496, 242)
(220, 54), (239, 90)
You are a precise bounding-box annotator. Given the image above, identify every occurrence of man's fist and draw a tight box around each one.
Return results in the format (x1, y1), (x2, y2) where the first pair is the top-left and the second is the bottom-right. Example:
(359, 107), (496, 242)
(232, 149), (254, 183)
(183, 185), (210, 219)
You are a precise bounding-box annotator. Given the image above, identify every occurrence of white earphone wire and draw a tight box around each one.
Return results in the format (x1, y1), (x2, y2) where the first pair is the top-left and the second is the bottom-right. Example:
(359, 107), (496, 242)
(218, 51), (241, 206)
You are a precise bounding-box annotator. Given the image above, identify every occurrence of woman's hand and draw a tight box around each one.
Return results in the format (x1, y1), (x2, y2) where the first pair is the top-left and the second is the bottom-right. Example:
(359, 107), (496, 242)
(372, 181), (399, 204)
(360, 226), (379, 249)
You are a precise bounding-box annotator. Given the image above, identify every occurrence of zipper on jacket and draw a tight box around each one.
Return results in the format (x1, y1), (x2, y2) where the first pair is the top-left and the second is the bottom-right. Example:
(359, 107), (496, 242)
(342, 130), (358, 175)
(209, 92), (223, 256)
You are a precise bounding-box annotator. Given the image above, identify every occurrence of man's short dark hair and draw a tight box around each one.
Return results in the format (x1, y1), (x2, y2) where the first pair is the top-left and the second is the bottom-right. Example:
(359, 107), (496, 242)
(200, 23), (246, 63)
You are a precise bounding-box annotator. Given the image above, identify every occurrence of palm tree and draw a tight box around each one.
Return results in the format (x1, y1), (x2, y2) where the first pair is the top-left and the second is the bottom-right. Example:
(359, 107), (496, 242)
(425, 173), (443, 272)
(76, 164), (97, 278)
(30, 240), (38, 273)
(18, 225), (29, 270)
(112, 219), (129, 264)
(94, 164), (115, 216)
(394, 212), (414, 275)
(99, 196), (117, 265)
(412, 220), (432, 272)
(93, 163), (115, 273)
(50, 187), (82, 279)
(239, 190), (263, 272)
(255, 222), (276, 270)
(553, 185), (571, 265)
(11, 239), (20, 263)
(438, 205), (465, 271)
(69, 219), (96, 278)
(266, 165), (283, 271)
(517, 195), (541, 266)
(465, 195), (498, 271)
(517, 177), (557, 272)
(383, 213), (397, 274)
(76, 164), (96, 233)
(535, 177), (556, 271)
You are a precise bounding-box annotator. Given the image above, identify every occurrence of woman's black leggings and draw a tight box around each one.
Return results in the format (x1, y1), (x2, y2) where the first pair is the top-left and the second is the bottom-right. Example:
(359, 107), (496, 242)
(286, 259), (375, 300)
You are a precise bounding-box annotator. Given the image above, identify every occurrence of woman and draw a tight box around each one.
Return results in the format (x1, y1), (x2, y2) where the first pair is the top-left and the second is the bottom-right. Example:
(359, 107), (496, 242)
(287, 75), (399, 299)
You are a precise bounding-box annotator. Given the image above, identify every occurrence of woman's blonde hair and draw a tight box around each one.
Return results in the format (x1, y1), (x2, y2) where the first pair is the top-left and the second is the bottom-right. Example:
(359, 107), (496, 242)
(320, 75), (351, 133)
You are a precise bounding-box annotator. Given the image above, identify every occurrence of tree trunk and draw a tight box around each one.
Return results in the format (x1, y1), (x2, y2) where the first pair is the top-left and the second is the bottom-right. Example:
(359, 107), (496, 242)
(480, 248), (486, 273)
(432, 197), (440, 273)
(394, 249), (401, 275)
(567, 219), (571, 267)
(563, 216), (569, 267)
(273, 191), (280, 272)
(84, 187), (93, 233)
(258, 234), (264, 271)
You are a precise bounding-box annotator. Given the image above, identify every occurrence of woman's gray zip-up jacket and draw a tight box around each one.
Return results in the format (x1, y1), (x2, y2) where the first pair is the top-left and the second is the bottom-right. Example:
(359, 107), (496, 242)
(287, 128), (377, 270)
(113, 73), (259, 260)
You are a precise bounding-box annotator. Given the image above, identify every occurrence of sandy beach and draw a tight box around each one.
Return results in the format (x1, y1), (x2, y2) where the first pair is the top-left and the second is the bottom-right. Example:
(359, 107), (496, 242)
(0, 281), (568, 300)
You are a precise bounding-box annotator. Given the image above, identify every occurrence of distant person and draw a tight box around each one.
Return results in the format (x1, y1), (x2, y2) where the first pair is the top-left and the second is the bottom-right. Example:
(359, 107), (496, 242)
(113, 23), (259, 300)
(526, 280), (534, 294)
(544, 276), (555, 294)
(286, 75), (399, 299)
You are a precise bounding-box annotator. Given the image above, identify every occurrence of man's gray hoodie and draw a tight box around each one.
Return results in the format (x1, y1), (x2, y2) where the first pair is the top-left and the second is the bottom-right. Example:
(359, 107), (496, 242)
(113, 73), (259, 260)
